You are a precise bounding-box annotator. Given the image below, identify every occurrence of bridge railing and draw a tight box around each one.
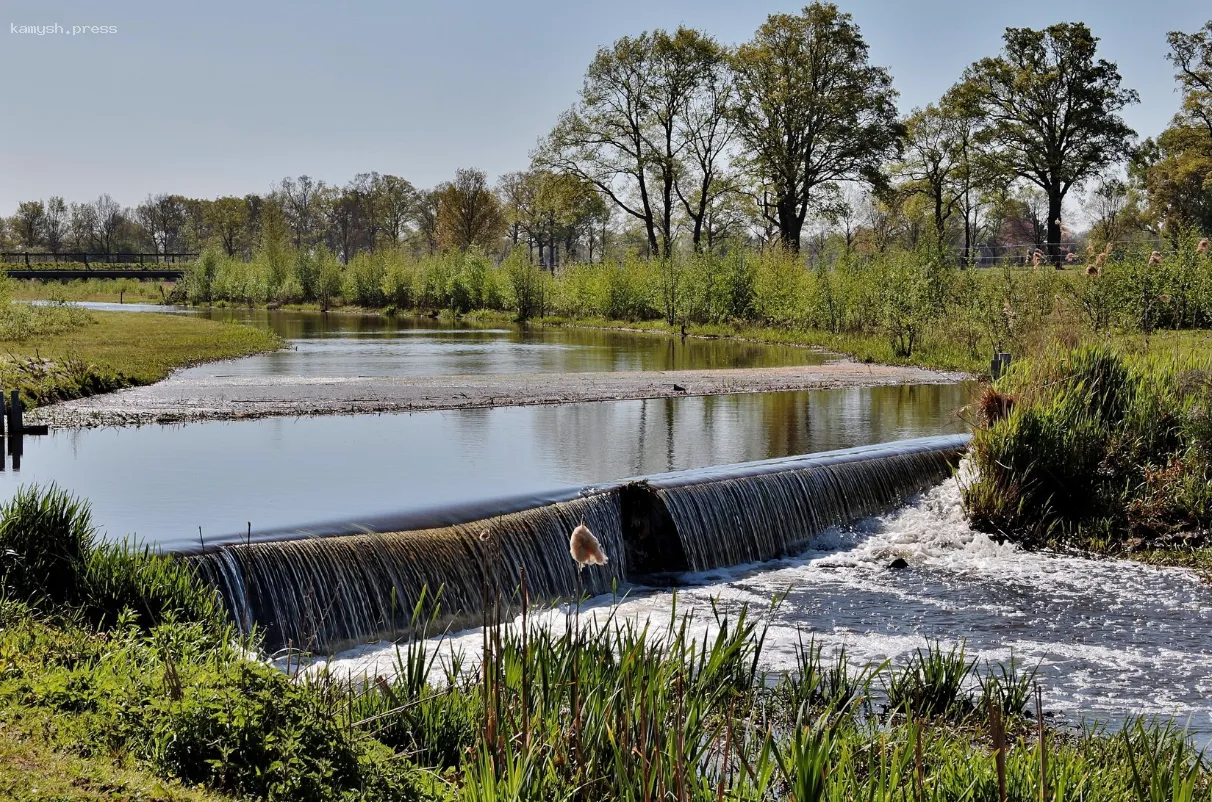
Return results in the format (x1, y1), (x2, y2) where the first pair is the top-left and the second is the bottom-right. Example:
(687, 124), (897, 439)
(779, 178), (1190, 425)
(0, 252), (198, 266)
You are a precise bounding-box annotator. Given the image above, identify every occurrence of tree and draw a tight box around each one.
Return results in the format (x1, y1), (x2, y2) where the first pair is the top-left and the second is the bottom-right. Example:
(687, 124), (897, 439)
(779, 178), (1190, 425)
(1086, 176), (1130, 245)
(135, 193), (188, 254)
(540, 33), (662, 255)
(672, 33), (737, 252)
(1142, 22), (1212, 235)
(541, 27), (725, 257)
(378, 175), (417, 246)
(204, 197), (250, 257)
(328, 187), (361, 262)
(413, 190), (440, 255)
(13, 201), (45, 248)
(899, 103), (966, 250)
(1167, 21), (1212, 138)
(278, 175), (325, 248)
(498, 169), (605, 267)
(92, 194), (124, 253)
(43, 197), (68, 253)
(731, 3), (902, 253)
(69, 202), (99, 251)
(1137, 127), (1212, 235)
(434, 168), (505, 252)
(960, 23), (1138, 264)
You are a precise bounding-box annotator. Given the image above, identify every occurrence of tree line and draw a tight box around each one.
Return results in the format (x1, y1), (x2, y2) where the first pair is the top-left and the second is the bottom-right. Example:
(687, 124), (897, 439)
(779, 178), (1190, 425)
(4, 6), (1211, 267)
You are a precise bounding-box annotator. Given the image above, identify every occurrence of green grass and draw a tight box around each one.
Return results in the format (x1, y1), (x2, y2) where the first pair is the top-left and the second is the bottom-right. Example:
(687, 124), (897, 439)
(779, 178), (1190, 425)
(1, 483), (1205, 801)
(0, 485), (222, 628)
(10, 277), (175, 304)
(0, 308), (280, 406)
(1134, 547), (1212, 579)
(0, 722), (229, 802)
(965, 344), (1212, 549)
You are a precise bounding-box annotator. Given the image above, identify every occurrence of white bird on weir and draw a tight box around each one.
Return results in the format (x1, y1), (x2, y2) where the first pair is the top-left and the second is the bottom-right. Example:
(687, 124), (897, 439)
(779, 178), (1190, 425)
(569, 521), (607, 568)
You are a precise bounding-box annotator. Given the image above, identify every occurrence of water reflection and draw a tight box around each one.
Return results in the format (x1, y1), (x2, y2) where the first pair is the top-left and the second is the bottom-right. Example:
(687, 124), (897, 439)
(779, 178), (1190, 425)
(0, 384), (971, 550)
(183, 309), (830, 378)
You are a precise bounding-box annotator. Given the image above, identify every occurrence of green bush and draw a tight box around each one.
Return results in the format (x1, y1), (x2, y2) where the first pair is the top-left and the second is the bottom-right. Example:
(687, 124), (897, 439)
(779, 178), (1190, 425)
(966, 345), (1212, 546)
(0, 484), (95, 605)
(82, 542), (221, 630)
(0, 484), (221, 629)
(143, 660), (365, 800)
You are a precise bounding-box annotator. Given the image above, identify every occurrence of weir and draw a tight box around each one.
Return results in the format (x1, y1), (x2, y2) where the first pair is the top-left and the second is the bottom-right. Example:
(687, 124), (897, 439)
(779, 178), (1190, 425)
(186, 434), (969, 652)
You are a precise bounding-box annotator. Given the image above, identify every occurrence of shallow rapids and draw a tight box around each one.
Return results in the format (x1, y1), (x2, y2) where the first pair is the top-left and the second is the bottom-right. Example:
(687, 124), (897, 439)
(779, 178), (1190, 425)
(304, 476), (1212, 743)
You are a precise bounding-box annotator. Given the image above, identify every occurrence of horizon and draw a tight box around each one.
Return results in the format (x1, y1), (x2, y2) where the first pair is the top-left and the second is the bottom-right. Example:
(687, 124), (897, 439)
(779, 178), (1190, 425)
(2, 0), (1208, 211)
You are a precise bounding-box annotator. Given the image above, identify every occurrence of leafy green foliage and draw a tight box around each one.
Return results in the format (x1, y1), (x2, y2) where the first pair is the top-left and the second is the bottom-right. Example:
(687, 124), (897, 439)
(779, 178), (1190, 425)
(958, 22), (1139, 257)
(731, 2), (902, 252)
(884, 641), (976, 720)
(966, 345), (1212, 546)
(0, 484), (95, 605)
(0, 484), (220, 631)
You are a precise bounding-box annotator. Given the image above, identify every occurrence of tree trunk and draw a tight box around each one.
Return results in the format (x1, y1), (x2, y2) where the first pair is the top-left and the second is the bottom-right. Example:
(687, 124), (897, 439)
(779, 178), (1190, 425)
(777, 193), (802, 254)
(934, 192), (947, 254)
(1046, 191), (1063, 269)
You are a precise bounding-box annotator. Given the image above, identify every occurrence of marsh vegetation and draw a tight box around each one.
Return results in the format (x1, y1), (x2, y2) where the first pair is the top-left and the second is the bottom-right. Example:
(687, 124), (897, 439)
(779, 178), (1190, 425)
(1, 486), (1209, 802)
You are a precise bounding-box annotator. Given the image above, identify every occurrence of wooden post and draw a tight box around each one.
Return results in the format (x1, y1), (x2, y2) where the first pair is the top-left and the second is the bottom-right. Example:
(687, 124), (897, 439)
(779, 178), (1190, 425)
(0, 391), (6, 437)
(9, 428), (21, 471)
(9, 390), (20, 435)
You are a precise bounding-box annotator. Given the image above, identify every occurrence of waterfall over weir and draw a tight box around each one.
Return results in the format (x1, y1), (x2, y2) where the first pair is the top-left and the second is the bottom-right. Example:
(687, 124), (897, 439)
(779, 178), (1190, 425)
(187, 435), (969, 652)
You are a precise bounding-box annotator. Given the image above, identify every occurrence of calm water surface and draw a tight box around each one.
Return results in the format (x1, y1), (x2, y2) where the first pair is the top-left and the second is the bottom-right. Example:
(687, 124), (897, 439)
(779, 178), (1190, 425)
(0, 383), (971, 549)
(69, 303), (831, 377)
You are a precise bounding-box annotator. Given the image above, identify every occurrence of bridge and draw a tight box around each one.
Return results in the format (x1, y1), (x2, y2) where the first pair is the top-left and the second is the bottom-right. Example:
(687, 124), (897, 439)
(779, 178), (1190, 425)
(1, 252), (194, 281)
(6, 267), (186, 281)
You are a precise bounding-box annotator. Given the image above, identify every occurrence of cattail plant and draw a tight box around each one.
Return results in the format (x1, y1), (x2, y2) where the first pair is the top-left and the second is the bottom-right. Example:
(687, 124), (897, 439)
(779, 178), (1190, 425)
(569, 521), (608, 568)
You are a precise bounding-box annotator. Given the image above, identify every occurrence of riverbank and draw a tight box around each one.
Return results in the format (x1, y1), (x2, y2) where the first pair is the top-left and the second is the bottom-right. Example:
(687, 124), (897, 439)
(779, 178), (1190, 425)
(0, 311), (282, 407)
(966, 344), (1212, 554)
(28, 361), (964, 428)
(19, 279), (1210, 379)
(2, 483), (1207, 801)
(6, 276), (1023, 376)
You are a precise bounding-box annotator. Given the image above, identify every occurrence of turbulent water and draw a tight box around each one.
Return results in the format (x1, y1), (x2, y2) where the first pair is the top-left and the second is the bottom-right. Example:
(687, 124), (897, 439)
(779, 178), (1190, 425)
(190, 437), (964, 651)
(304, 476), (1212, 743)
(192, 492), (625, 652)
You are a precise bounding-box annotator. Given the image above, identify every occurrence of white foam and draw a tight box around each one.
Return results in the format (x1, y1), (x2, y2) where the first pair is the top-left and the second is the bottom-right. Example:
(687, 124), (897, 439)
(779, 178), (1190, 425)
(310, 475), (1212, 739)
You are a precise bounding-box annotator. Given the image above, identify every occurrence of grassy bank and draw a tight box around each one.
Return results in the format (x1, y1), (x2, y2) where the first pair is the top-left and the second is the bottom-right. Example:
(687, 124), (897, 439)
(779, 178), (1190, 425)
(18, 235), (1212, 376)
(1, 484), (1208, 801)
(0, 306), (280, 406)
(10, 277), (175, 305)
(965, 345), (1212, 552)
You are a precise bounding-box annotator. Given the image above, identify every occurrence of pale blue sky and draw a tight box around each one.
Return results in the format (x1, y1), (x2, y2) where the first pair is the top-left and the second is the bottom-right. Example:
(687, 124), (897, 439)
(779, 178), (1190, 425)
(2, 0), (1208, 210)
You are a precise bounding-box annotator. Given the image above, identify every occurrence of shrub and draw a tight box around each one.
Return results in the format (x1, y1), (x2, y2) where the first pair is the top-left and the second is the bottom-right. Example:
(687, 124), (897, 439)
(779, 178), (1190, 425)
(0, 484), (221, 629)
(143, 660), (365, 800)
(0, 484), (95, 605)
(82, 542), (221, 630)
(966, 346), (1212, 545)
(883, 641), (976, 720)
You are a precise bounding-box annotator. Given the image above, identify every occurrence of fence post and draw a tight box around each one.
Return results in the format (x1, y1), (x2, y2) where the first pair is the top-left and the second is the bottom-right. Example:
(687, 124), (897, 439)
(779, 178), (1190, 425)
(8, 391), (20, 435)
